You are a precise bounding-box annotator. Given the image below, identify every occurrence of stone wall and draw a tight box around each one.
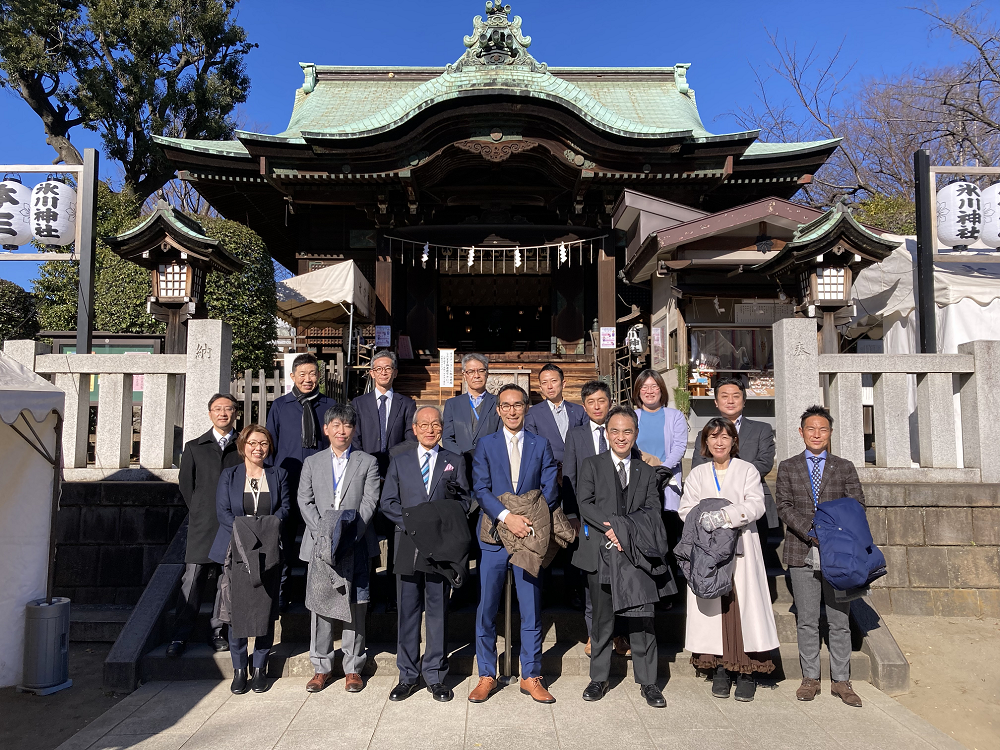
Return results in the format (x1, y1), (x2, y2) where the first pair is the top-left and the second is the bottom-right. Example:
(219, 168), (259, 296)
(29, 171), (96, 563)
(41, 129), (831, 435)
(865, 483), (1000, 617)
(53, 482), (185, 605)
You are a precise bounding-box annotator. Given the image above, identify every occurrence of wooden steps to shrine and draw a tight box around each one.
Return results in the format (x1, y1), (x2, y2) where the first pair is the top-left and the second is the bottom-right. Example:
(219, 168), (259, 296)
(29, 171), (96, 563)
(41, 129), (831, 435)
(395, 354), (599, 405)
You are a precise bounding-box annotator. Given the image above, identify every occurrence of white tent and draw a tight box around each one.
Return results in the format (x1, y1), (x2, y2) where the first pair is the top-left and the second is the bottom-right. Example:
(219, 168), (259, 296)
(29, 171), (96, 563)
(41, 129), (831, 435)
(0, 353), (64, 687)
(276, 260), (375, 329)
(849, 236), (1000, 464)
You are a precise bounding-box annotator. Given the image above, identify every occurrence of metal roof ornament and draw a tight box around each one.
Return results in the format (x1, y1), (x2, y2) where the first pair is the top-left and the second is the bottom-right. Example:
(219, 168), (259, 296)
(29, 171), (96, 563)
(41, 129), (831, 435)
(448, 2), (546, 73)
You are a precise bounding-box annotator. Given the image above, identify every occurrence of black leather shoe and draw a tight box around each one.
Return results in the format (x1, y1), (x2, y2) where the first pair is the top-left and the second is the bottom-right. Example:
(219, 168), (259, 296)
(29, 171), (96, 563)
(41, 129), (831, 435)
(231, 668), (249, 695)
(250, 666), (269, 693)
(389, 681), (420, 701)
(712, 665), (732, 698)
(166, 641), (185, 658)
(387, 600), (398, 614)
(428, 683), (454, 702)
(211, 632), (229, 652)
(734, 673), (756, 702)
(582, 680), (609, 701)
(641, 684), (666, 708)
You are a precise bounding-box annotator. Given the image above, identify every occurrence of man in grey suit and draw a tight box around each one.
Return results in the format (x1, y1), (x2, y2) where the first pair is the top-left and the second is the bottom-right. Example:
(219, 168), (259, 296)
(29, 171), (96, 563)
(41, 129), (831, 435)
(691, 377), (777, 527)
(442, 353), (501, 475)
(297, 403), (381, 694)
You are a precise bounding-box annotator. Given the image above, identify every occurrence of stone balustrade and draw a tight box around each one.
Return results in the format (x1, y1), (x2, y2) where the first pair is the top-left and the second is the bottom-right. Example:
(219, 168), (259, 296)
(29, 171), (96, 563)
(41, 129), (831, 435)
(773, 318), (1000, 484)
(3, 320), (232, 480)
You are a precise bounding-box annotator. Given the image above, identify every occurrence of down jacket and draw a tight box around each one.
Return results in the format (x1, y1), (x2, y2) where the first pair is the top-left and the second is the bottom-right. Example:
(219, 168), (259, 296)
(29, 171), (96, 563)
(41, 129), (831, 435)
(673, 497), (741, 600)
(811, 496), (887, 591)
(478, 489), (576, 577)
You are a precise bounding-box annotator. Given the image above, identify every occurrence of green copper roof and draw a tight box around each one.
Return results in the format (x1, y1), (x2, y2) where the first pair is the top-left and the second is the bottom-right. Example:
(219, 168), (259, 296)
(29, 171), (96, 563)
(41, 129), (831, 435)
(153, 137), (251, 157)
(742, 138), (842, 159)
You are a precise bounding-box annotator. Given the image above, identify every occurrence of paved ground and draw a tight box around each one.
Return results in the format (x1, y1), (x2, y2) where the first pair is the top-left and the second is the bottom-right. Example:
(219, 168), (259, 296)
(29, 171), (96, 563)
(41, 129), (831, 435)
(52, 673), (964, 750)
(884, 615), (1000, 750)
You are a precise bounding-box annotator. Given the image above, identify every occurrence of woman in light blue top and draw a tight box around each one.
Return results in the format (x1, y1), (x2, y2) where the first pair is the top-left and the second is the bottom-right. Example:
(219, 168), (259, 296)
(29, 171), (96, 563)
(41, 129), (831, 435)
(632, 369), (688, 511)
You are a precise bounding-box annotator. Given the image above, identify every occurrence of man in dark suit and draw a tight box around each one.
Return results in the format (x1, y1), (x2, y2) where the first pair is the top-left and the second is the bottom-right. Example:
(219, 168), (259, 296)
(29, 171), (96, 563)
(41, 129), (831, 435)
(351, 350), (417, 611)
(691, 377), (777, 527)
(524, 363), (587, 466)
(442, 352), (501, 471)
(577, 405), (672, 708)
(380, 405), (470, 703)
(776, 404), (865, 708)
(265, 352), (337, 606)
(167, 392), (243, 657)
(561, 380), (612, 649)
(468, 384), (558, 705)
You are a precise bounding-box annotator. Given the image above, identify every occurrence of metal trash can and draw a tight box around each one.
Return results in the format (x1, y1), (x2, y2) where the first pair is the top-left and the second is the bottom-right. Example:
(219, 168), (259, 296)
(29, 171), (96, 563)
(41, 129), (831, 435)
(19, 597), (72, 694)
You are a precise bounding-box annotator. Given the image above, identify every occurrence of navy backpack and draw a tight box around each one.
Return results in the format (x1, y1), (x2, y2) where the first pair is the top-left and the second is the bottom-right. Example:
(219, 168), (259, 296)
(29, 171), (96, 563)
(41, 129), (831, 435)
(811, 497), (887, 591)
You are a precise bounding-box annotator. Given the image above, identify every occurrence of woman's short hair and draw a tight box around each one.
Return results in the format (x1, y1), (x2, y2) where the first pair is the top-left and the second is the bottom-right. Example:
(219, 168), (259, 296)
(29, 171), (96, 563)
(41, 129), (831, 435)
(237, 424), (274, 458)
(699, 417), (740, 459)
(633, 369), (669, 408)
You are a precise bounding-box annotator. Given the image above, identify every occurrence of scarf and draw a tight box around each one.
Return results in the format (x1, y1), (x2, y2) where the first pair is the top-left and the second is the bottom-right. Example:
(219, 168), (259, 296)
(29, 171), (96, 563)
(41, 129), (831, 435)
(292, 385), (321, 449)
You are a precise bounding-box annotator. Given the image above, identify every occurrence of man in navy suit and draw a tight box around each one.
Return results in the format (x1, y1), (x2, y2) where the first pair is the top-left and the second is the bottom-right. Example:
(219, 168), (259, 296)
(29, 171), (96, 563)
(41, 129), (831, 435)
(442, 353), (501, 474)
(265, 352), (337, 607)
(524, 363), (587, 466)
(468, 384), (558, 705)
(351, 349), (417, 611)
(380, 405), (470, 703)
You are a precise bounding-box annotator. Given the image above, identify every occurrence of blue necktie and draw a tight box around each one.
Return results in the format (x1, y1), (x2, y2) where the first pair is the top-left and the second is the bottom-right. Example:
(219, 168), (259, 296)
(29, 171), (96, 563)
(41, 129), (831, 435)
(597, 426), (608, 454)
(377, 395), (387, 452)
(421, 451), (431, 493)
(809, 456), (823, 507)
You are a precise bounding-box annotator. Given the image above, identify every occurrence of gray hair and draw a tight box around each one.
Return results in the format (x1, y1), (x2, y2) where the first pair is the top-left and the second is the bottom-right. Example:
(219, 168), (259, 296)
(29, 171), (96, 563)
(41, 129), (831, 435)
(461, 353), (488, 371)
(323, 403), (357, 427)
(413, 405), (443, 426)
(371, 350), (397, 370)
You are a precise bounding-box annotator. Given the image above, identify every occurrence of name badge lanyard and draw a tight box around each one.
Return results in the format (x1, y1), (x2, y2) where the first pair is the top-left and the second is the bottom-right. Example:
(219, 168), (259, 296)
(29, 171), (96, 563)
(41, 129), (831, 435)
(712, 464), (723, 493)
(332, 448), (350, 505)
(249, 477), (262, 515)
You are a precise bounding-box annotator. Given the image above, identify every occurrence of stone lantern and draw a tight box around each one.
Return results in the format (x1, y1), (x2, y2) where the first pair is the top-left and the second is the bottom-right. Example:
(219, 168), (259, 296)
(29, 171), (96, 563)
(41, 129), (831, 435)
(753, 201), (898, 354)
(106, 201), (244, 353)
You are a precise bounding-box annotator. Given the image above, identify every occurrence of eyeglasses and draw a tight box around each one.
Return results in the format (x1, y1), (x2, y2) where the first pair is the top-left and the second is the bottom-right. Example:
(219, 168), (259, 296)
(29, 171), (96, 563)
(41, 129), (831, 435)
(639, 384), (660, 392)
(415, 422), (442, 431)
(371, 366), (395, 375)
(498, 402), (526, 413)
(210, 406), (236, 414)
(246, 440), (270, 449)
(464, 368), (487, 376)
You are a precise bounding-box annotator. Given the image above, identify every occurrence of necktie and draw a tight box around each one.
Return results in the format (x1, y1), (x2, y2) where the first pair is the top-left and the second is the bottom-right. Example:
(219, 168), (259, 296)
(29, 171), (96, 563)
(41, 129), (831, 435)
(510, 435), (520, 488)
(421, 451), (431, 493)
(377, 395), (388, 451)
(809, 456), (823, 507)
(617, 460), (628, 490)
(597, 426), (608, 454)
(218, 434), (228, 451)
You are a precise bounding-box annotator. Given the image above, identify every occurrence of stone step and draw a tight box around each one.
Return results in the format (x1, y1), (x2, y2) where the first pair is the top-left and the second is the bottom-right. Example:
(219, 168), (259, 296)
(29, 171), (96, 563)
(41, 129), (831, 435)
(70, 605), (133, 642)
(141, 639), (870, 683)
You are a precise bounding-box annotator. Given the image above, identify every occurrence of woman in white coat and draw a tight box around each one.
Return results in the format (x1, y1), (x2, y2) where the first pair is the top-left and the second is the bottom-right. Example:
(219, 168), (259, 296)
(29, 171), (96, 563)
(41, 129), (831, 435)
(678, 417), (778, 702)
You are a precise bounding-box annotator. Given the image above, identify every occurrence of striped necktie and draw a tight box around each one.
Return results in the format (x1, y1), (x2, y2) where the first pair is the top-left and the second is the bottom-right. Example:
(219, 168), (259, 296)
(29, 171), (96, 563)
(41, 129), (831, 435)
(421, 451), (431, 493)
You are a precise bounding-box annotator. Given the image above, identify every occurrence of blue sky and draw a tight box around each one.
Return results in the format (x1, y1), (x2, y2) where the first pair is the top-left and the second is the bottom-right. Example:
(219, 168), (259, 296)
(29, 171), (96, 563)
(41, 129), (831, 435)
(0, 0), (975, 287)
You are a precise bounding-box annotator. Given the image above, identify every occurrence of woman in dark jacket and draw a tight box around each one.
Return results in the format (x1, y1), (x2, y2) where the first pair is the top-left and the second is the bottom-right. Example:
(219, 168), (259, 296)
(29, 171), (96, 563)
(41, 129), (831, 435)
(209, 424), (290, 695)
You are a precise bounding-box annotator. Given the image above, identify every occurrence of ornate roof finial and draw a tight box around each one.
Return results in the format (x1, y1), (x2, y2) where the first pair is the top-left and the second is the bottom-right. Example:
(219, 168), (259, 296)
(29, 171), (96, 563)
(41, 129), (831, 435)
(447, 2), (546, 73)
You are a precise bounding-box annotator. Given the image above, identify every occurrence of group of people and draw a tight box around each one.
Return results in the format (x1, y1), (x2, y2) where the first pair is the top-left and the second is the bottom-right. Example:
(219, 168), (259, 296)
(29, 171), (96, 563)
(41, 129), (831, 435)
(168, 349), (866, 709)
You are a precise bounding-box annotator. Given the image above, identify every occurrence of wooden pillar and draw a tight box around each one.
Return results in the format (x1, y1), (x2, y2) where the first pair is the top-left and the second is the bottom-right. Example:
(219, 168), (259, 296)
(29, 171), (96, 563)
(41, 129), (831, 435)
(597, 238), (616, 378)
(376, 237), (392, 328)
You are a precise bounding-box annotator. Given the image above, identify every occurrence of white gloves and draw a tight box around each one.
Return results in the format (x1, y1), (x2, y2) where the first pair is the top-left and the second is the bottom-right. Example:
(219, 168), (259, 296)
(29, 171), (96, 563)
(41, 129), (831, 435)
(698, 509), (731, 532)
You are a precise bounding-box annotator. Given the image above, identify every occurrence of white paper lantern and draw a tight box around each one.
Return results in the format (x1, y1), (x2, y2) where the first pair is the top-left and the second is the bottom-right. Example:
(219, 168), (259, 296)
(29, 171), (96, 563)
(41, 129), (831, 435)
(979, 182), (1000, 249)
(0, 179), (34, 246)
(31, 180), (77, 246)
(936, 181), (982, 248)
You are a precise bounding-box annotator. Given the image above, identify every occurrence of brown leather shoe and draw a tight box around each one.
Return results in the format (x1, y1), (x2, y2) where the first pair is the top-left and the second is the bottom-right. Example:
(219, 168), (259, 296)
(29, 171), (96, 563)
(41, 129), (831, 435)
(614, 636), (632, 656)
(468, 676), (498, 703)
(519, 676), (555, 704)
(344, 673), (364, 693)
(831, 680), (863, 707)
(305, 672), (331, 693)
(796, 678), (821, 701)
(584, 638), (591, 657)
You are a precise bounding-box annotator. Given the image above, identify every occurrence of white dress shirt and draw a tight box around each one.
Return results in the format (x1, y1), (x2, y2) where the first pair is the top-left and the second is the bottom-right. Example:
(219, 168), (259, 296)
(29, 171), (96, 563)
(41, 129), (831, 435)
(374, 386), (394, 432)
(213, 427), (234, 448)
(612, 453), (631, 487)
(417, 443), (439, 487)
(497, 427), (524, 523)
(331, 446), (351, 509)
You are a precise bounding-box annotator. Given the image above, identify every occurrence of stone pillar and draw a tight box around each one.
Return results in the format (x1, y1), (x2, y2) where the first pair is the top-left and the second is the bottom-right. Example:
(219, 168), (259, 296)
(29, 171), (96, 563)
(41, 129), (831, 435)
(2, 339), (48, 368)
(916, 372), (958, 468)
(958, 339), (1000, 483)
(873, 372), (911, 468)
(139, 374), (176, 469)
(183, 320), (232, 444)
(772, 318), (821, 462)
(828, 371), (865, 467)
(95, 373), (133, 469)
(54, 373), (92, 468)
